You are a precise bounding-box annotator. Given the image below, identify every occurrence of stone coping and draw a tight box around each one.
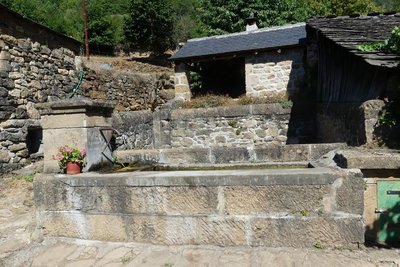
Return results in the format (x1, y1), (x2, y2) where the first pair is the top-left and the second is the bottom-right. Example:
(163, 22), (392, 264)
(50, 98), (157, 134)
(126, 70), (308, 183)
(335, 148), (400, 169)
(36, 98), (115, 115)
(114, 143), (347, 165)
(50, 167), (342, 187)
(171, 103), (290, 120)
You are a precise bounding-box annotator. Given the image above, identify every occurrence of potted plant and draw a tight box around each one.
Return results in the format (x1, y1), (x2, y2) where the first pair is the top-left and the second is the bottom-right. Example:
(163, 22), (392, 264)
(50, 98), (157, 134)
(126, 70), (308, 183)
(53, 145), (86, 174)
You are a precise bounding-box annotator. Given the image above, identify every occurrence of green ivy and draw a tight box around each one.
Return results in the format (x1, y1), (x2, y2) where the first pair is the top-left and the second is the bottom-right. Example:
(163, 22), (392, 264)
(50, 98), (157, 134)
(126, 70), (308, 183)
(357, 26), (400, 55)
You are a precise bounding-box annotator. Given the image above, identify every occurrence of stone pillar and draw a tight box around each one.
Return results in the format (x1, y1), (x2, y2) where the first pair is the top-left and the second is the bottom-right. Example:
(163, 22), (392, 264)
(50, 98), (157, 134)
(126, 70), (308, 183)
(174, 63), (191, 101)
(39, 99), (115, 173)
(361, 99), (385, 145)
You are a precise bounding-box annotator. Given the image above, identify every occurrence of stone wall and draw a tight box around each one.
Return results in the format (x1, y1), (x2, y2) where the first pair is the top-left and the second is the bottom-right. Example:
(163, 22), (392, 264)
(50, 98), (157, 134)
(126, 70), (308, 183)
(168, 104), (289, 148)
(0, 34), (79, 172)
(245, 47), (305, 98)
(113, 111), (155, 150)
(112, 103), (297, 151)
(316, 100), (385, 146)
(34, 167), (364, 247)
(0, 34), (174, 173)
(82, 70), (174, 112)
(0, 5), (81, 53)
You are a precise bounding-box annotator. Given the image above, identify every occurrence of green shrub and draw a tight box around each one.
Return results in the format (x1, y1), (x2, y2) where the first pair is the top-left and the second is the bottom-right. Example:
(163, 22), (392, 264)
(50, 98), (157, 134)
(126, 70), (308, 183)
(358, 26), (400, 55)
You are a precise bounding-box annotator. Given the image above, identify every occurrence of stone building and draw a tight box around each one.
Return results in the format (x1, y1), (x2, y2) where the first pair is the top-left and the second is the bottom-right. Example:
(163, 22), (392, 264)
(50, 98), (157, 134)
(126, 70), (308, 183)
(170, 23), (306, 101)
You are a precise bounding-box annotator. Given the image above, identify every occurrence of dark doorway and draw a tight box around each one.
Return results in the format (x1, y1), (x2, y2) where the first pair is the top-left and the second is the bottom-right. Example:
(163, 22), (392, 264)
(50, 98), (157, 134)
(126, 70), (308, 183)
(26, 128), (42, 154)
(194, 57), (245, 98)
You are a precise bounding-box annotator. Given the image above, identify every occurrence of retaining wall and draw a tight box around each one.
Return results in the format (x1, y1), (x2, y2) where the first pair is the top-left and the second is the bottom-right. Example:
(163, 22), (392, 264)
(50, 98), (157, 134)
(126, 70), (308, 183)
(113, 103), (306, 151)
(34, 167), (364, 247)
(316, 100), (385, 146)
(0, 34), (173, 172)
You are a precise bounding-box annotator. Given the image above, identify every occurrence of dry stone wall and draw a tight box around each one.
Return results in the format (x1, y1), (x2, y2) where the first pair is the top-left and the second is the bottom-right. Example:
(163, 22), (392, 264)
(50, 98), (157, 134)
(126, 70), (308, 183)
(82, 70), (174, 112)
(0, 34), (174, 173)
(0, 34), (79, 172)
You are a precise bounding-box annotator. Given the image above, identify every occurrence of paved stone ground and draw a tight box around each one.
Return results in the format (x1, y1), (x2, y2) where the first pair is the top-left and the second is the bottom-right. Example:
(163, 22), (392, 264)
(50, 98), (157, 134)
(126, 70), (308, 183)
(1, 174), (400, 267)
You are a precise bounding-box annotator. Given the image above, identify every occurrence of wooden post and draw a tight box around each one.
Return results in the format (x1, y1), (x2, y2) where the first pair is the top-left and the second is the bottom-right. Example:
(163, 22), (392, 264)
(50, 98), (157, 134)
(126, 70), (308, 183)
(82, 0), (89, 60)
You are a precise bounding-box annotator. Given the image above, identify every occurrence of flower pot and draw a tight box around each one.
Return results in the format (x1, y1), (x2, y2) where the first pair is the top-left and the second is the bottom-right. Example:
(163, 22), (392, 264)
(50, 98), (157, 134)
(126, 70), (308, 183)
(65, 162), (82, 175)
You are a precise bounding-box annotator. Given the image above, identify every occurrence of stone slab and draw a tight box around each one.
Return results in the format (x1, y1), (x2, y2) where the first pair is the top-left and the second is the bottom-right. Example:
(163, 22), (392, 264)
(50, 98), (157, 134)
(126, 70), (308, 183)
(51, 168), (342, 187)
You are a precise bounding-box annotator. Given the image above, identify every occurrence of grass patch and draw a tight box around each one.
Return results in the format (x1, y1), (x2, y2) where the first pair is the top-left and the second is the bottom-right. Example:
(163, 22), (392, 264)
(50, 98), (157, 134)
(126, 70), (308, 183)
(313, 242), (324, 249)
(300, 209), (310, 217)
(15, 175), (34, 183)
(121, 255), (133, 264)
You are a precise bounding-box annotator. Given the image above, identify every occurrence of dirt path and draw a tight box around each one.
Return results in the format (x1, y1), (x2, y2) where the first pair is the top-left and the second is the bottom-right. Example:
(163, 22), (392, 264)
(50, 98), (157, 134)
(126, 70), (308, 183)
(1, 174), (400, 267)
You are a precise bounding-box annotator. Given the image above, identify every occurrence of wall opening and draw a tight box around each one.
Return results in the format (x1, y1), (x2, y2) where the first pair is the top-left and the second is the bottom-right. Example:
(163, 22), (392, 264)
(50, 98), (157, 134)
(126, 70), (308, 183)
(26, 128), (43, 155)
(191, 57), (245, 98)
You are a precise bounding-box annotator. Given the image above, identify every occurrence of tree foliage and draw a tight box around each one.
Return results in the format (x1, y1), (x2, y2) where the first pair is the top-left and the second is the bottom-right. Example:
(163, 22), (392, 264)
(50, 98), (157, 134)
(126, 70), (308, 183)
(124, 0), (175, 53)
(194, 0), (310, 36)
(0, 0), (387, 52)
(195, 0), (381, 36)
(376, 0), (400, 11)
(327, 0), (381, 15)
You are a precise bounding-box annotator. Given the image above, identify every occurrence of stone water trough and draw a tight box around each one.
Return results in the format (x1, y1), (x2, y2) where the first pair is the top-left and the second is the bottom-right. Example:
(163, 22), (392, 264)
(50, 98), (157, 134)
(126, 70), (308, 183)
(33, 99), (364, 248)
(34, 166), (364, 248)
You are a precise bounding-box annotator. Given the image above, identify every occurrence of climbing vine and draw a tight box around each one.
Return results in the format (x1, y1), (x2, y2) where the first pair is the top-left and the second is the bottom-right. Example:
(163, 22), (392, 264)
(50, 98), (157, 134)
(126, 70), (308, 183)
(358, 26), (400, 55)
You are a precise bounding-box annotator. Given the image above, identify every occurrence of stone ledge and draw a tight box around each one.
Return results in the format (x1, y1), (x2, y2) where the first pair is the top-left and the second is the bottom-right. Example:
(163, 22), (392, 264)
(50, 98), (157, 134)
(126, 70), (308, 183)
(43, 167), (344, 187)
(36, 98), (115, 115)
(113, 143), (347, 165)
(312, 148), (400, 169)
(171, 103), (290, 120)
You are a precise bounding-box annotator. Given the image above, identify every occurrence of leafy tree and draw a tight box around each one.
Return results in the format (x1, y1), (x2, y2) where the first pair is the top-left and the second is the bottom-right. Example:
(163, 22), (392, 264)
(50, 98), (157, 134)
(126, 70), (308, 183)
(195, 0), (382, 37)
(125, 0), (175, 53)
(0, 0), (385, 51)
(195, 0), (310, 36)
(376, 0), (400, 11)
(328, 0), (381, 15)
(171, 0), (198, 44)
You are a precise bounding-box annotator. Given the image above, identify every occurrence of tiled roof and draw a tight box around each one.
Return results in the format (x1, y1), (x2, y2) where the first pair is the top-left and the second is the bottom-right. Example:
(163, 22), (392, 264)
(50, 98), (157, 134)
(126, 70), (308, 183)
(307, 14), (400, 68)
(170, 23), (306, 61)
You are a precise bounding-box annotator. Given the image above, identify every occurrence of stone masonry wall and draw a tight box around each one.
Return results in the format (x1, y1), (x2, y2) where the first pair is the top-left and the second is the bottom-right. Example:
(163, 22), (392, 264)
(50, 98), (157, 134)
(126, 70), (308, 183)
(245, 47), (305, 98)
(316, 100), (386, 146)
(82, 70), (174, 112)
(0, 34), (173, 173)
(113, 111), (154, 150)
(0, 34), (79, 172)
(112, 103), (294, 151)
(168, 104), (289, 149)
(316, 103), (365, 146)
